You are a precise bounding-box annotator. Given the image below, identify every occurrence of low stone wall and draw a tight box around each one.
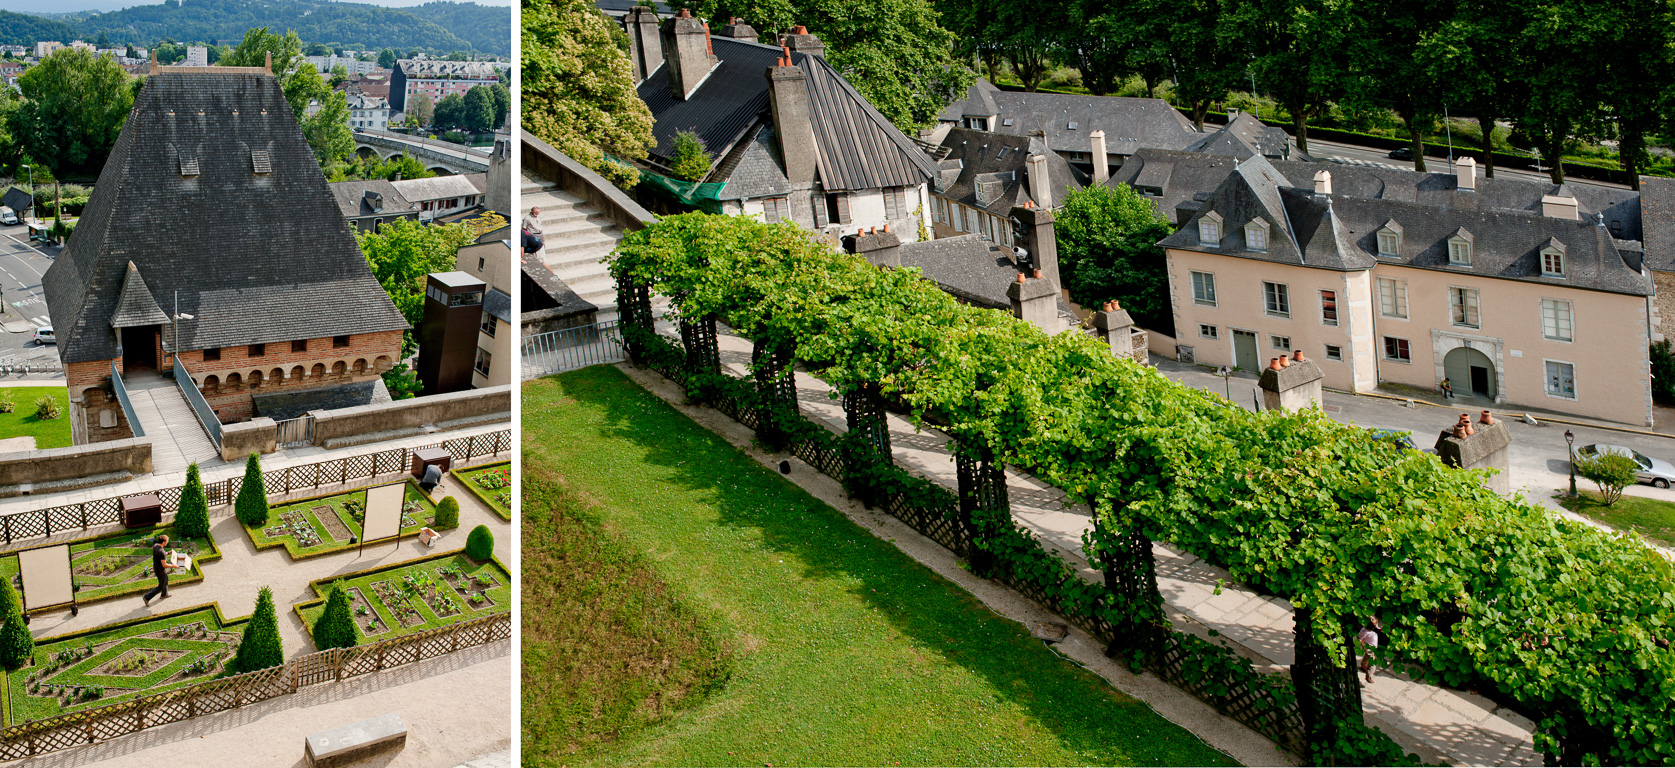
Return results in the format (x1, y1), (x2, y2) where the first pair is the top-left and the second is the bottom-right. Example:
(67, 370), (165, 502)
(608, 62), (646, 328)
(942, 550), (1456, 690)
(311, 386), (511, 449)
(0, 438), (152, 494)
(221, 417), (278, 461)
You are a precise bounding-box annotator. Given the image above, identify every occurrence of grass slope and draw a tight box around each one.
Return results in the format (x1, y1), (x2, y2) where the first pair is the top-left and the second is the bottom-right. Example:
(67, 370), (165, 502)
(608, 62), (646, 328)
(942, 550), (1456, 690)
(1556, 489), (1675, 547)
(0, 387), (71, 450)
(521, 365), (1236, 768)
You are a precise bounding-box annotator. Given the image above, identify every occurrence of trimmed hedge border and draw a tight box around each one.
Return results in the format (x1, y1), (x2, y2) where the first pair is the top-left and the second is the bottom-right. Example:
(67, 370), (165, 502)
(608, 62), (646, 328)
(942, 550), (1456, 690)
(241, 479), (438, 561)
(290, 549), (512, 649)
(0, 523), (223, 607)
(451, 461), (512, 520)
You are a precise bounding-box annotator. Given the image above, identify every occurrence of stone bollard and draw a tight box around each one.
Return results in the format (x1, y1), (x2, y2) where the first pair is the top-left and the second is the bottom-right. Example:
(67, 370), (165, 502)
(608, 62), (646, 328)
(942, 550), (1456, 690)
(1093, 300), (1140, 362)
(1007, 270), (1060, 334)
(1433, 410), (1512, 494)
(1257, 350), (1324, 411)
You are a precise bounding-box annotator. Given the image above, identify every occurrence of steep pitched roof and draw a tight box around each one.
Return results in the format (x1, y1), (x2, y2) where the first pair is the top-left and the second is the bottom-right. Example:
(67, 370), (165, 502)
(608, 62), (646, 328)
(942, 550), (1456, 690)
(390, 174), (484, 202)
(637, 37), (936, 191)
(1, 187), (31, 215)
(109, 262), (170, 328)
(1183, 112), (1295, 160)
(959, 80), (1199, 157)
(934, 127), (1084, 216)
(43, 71), (409, 364)
(1639, 176), (1675, 271)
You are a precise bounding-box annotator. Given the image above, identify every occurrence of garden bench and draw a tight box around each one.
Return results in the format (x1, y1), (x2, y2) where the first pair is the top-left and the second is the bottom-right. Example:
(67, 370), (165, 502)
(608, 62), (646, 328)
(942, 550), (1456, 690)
(304, 712), (406, 768)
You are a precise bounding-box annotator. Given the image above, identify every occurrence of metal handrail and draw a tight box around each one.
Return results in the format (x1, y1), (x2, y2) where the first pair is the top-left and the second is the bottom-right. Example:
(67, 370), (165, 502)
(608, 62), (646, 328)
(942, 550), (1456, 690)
(521, 320), (625, 379)
(109, 362), (143, 439)
(173, 359), (222, 449)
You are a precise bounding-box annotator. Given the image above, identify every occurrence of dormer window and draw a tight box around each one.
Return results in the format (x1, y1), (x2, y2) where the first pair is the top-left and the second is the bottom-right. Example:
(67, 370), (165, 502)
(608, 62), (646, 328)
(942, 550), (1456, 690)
(251, 149), (271, 174)
(1376, 220), (1402, 257)
(1244, 220), (1268, 251)
(1447, 228), (1473, 266)
(1198, 212), (1222, 246)
(179, 157), (199, 177)
(1541, 238), (1566, 277)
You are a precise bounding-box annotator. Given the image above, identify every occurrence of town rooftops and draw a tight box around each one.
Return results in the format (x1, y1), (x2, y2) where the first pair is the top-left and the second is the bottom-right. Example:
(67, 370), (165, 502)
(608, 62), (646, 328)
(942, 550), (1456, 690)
(390, 173), (485, 203)
(1183, 111), (1296, 160)
(395, 60), (497, 79)
(1637, 176), (1675, 272)
(934, 127), (1084, 216)
(940, 78), (1200, 158)
(328, 178), (417, 220)
(43, 70), (409, 364)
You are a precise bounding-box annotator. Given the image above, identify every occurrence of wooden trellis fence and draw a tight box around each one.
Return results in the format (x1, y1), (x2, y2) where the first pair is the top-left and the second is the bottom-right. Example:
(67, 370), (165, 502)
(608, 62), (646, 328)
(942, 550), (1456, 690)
(0, 429), (511, 545)
(0, 612), (510, 759)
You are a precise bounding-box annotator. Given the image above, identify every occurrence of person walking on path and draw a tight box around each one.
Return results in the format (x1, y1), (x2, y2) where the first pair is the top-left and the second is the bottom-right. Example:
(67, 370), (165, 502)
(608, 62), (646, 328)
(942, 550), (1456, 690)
(143, 534), (178, 606)
(1440, 377), (1454, 399)
(1357, 616), (1384, 683)
(522, 206), (544, 255)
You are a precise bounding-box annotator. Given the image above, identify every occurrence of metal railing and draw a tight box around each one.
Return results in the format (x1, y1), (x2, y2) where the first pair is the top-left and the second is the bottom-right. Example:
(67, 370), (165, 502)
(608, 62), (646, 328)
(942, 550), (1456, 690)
(521, 320), (625, 379)
(173, 359), (221, 449)
(109, 362), (143, 439)
(274, 415), (314, 448)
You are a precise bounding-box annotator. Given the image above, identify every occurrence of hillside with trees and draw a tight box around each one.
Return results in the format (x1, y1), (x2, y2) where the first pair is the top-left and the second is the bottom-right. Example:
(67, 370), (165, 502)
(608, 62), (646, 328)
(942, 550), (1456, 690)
(404, 2), (512, 58)
(0, 10), (76, 47)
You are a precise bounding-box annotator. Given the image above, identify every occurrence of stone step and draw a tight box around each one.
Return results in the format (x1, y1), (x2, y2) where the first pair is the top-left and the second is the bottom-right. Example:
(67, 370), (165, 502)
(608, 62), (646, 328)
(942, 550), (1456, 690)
(542, 230), (620, 257)
(541, 216), (614, 237)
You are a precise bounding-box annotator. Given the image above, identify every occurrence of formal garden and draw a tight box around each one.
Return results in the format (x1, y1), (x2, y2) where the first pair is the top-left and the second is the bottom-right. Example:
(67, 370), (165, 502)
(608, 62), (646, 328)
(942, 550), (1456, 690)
(295, 546), (508, 647)
(595, 211), (1675, 765)
(0, 524), (220, 605)
(455, 461), (511, 519)
(242, 479), (441, 559)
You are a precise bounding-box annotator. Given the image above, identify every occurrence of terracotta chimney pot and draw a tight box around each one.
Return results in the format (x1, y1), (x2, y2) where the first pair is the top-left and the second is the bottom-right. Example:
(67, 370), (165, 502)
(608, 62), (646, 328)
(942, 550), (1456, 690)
(1464, 422), (1476, 436)
(1480, 410), (1494, 425)
(1279, 356), (1291, 367)
(1032, 269), (1043, 279)
(1292, 349), (1305, 362)
(1269, 358), (1282, 371)
(1453, 424), (1467, 438)
(792, 24), (808, 34)
(883, 223), (890, 233)
(677, 8), (691, 16)
(1015, 272), (1027, 284)
(1458, 413), (1471, 425)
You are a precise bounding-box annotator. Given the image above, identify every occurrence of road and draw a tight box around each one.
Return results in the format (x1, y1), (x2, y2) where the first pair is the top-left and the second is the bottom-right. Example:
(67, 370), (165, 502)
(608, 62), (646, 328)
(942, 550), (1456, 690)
(1303, 137), (1629, 191)
(0, 224), (63, 372)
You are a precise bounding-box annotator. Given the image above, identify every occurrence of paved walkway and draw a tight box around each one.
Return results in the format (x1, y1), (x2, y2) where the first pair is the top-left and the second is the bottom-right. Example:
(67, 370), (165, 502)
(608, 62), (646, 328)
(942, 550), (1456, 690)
(704, 328), (1540, 766)
(122, 371), (219, 475)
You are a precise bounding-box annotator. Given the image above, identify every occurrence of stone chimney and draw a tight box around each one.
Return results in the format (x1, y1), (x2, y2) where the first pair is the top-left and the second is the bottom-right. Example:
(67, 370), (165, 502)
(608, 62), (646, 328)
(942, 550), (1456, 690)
(717, 17), (758, 39)
(1010, 202), (1060, 293)
(1433, 411), (1512, 494)
(1008, 271), (1059, 334)
(1026, 153), (1052, 209)
(1089, 130), (1108, 184)
(1542, 193), (1579, 220)
(1258, 351), (1324, 411)
(847, 226), (901, 268)
(767, 47), (817, 185)
(1456, 156), (1477, 192)
(624, 6), (663, 85)
(662, 9), (718, 100)
(780, 24), (825, 58)
(1313, 170), (1332, 196)
(1092, 300), (1136, 361)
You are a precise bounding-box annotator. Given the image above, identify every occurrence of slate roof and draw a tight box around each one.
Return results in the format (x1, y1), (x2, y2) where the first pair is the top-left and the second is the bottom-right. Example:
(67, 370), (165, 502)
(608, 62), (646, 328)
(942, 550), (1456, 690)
(712, 123), (794, 201)
(1639, 176), (1675, 271)
(934, 127), (1084, 216)
(900, 234), (1020, 307)
(940, 79), (1200, 157)
(483, 288), (511, 324)
(1160, 156), (1652, 295)
(43, 71), (409, 364)
(637, 37), (936, 192)
(1183, 112), (1295, 160)
(328, 179), (417, 220)
(109, 262), (170, 328)
(1, 187), (31, 215)
(390, 174), (484, 203)
(252, 379), (379, 421)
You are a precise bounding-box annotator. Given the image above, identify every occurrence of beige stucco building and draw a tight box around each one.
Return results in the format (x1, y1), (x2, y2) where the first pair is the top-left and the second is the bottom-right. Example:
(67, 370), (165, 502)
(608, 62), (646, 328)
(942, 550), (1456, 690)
(1161, 157), (1655, 426)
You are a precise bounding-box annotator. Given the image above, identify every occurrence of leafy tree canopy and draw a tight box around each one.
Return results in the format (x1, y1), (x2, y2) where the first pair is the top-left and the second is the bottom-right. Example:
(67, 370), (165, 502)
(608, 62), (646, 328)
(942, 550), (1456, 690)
(1054, 184), (1175, 336)
(522, 0), (654, 190)
(7, 48), (133, 177)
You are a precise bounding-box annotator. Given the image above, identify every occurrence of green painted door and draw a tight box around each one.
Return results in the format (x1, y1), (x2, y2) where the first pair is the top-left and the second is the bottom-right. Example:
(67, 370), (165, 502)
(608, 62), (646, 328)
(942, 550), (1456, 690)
(1233, 330), (1259, 372)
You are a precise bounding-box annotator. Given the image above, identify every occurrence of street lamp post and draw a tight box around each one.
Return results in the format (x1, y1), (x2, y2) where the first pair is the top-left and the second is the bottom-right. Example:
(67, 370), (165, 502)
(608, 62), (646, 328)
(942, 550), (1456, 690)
(1565, 429), (1577, 497)
(1216, 365), (1233, 401)
(19, 164), (32, 225)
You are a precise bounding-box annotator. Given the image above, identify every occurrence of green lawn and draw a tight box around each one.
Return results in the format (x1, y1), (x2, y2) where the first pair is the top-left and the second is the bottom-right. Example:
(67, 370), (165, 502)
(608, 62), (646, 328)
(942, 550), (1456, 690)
(243, 480), (438, 559)
(294, 550), (510, 648)
(1556, 489), (1675, 547)
(521, 365), (1236, 768)
(0, 523), (219, 604)
(2, 605), (242, 725)
(455, 461), (511, 519)
(0, 387), (71, 449)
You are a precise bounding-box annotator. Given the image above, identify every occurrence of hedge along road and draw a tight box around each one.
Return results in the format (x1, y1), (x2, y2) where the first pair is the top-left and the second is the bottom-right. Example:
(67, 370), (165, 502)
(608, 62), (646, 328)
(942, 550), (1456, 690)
(523, 366), (1239, 768)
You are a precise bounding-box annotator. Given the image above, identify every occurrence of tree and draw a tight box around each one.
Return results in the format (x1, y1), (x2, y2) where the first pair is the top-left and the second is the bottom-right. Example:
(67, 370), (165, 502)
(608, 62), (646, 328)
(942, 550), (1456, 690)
(233, 587), (284, 672)
(222, 28), (350, 164)
(329, 63), (349, 89)
(435, 496), (460, 529)
(357, 218), (476, 330)
(7, 48), (133, 176)
(464, 524), (494, 561)
(1054, 184), (1175, 337)
(235, 453), (269, 527)
(313, 582), (358, 650)
(304, 42), (333, 57)
(463, 85), (495, 133)
(378, 48), (397, 69)
(1163, 0), (1244, 130)
(155, 41), (185, 64)
(670, 130), (712, 181)
(1576, 452), (1640, 506)
(522, 0), (656, 189)
(175, 463), (211, 540)
(1231, 0), (1352, 155)
(1651, 340), (1675, 406)
(489, 82), (509, 129)
(408, 91), (435, 128)
(302, 90), (355, 164)
(433, 92), (467, 130)
(0, 579), (31, 669)
(1420, 0), (1526, 179)
(1343, 0), (1451, 172)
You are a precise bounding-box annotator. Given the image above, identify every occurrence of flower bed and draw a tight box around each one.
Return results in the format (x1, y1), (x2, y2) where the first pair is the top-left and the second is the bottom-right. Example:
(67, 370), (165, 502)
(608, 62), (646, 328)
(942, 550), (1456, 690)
(293, 550), (510, 647)
(242, 480), (438, 559)
(0, 524), (220, 604)
(454, 461), (511, 519)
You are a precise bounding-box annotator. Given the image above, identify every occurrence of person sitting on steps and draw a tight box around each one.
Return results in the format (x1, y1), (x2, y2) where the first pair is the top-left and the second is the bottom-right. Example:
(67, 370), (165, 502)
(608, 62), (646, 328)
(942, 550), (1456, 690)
(1440, 377), (1454, 399)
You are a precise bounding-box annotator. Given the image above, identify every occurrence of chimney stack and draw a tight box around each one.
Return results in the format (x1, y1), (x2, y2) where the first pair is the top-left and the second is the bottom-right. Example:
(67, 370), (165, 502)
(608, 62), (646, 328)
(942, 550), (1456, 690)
(662, 9), (718, 100)
(623, 6), (662, 84)
(767, 47), (817, 184)
(1456, 156), (1477, 192)
(780, 24), (825, 59)
(847, 227), (902, 268)
(717, 16), (758, 39)
(1089, 130), (1108, 184)
(1010, 202), (1060, 294)
(1313, 170), (1332, 195)
(1093, 300), (1137, 361)
(1008, 271), (1060, 334)
(1026, 153), (1052, 210)
(1542, 193), (1579, 220)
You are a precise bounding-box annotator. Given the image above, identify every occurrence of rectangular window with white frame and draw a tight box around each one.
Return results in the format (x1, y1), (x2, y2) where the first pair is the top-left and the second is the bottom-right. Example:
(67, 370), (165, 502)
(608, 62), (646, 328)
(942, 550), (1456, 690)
(1324, 344), (1343, 361)
(1545, 360), (1576, 399)
(1383, 336), (1410, 362)
(1191, 271), (1217, 306)
(1541, 298), (1573, 341)
(1199, 324), (1218, 339)
(1271, 334), (1291, 351)
(1320, 289), (1338, 326)
(1449, 286), (1479, 328)
(1378, 277), (1407, 318)
(1264, 281), (1289, 318)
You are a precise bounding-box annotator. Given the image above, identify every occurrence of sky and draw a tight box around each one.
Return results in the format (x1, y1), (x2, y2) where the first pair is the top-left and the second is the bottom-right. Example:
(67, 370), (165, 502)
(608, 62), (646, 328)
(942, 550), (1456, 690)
(0, 0), (509, 12)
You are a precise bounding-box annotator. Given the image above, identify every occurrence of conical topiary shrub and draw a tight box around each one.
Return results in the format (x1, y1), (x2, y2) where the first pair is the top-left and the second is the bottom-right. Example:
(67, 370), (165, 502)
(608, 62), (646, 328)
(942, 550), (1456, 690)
(175, 463), (210, 539)
(0, 580), (34, 669)
(434, 496), (459, 529)
(313, 582), (357, 651)
(234, 453), (269, 528)
(464, 524), (494, 561)
(233, 587), (283, 673)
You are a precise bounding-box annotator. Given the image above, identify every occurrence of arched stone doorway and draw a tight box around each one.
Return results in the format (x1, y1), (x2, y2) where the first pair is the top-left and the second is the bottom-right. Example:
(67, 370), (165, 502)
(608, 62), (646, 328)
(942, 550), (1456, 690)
(1444, 346), (1497, 398)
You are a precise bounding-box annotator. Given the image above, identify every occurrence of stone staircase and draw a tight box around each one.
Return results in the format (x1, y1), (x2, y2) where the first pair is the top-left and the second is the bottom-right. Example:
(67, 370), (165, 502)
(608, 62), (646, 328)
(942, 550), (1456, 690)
(523, 172), (625, 324)
(122, 371), (221, 475)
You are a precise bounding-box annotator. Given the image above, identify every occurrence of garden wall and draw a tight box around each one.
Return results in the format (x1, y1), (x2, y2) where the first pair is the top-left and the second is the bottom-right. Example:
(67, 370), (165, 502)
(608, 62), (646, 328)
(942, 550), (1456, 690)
(310, 386), (511, 449)
(219, 417), (277, 461)
(0, 438), (151, 496)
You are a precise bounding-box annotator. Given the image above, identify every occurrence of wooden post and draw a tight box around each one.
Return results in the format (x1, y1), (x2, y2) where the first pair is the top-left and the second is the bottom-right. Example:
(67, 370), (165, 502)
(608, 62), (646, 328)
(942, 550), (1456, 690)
(42, 510), (50, 537)
(5, 513), (12, 543)
(955, 443), (1008, 576)
(1291, 608), (1364, 761)
(79, 504), (88, 530)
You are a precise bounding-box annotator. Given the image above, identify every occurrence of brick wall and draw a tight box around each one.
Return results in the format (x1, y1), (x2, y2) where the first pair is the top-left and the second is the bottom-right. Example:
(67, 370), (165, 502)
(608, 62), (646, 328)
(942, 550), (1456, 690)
(65, 360), (135, 445)
(182, 329), (405, 424)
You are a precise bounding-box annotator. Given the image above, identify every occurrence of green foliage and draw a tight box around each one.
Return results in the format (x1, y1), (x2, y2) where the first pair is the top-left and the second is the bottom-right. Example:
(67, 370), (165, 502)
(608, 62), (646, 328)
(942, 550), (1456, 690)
(489, 82), (510, 129)
(521, 0), (654, 189)
(463, 85), (496, 133)
(377, 48), (398, 69)
(325, 153), (435, 183)
(0, 10), (76, 48)
(313, 582), (358, 650)
(1576, 453), (1640, 507)
(31, 396), (59, 420)
(175, 463), (211, 540)
(408, 92), (435, 129)
(235, 453), (269, 527)
(670, 130), (712, 182)
(233, 587), (284, 673)
(0, 579), (30, 669)
(356, 217), (476, 330)
(464, 524), (494, 561)
(1054, 184), (1176, 336)
(433, 92), (468, 130)
(435, 496), (460, 529)
(301, 90), (355, 164)
(1652, 340), (1675, 406)
(66, 0), (505, 57)
(381, 361), (422, 400)
(8, 48), (134, 176)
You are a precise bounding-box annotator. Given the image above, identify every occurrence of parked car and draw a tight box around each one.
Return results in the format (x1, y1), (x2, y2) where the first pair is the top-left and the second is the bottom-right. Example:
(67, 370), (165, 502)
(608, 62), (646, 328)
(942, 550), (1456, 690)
(1368, 428), (1418, 451)
(1575, 443), (1675, 488)
(32, 326), (53, 345)
(1387, 147), (1414, 161)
